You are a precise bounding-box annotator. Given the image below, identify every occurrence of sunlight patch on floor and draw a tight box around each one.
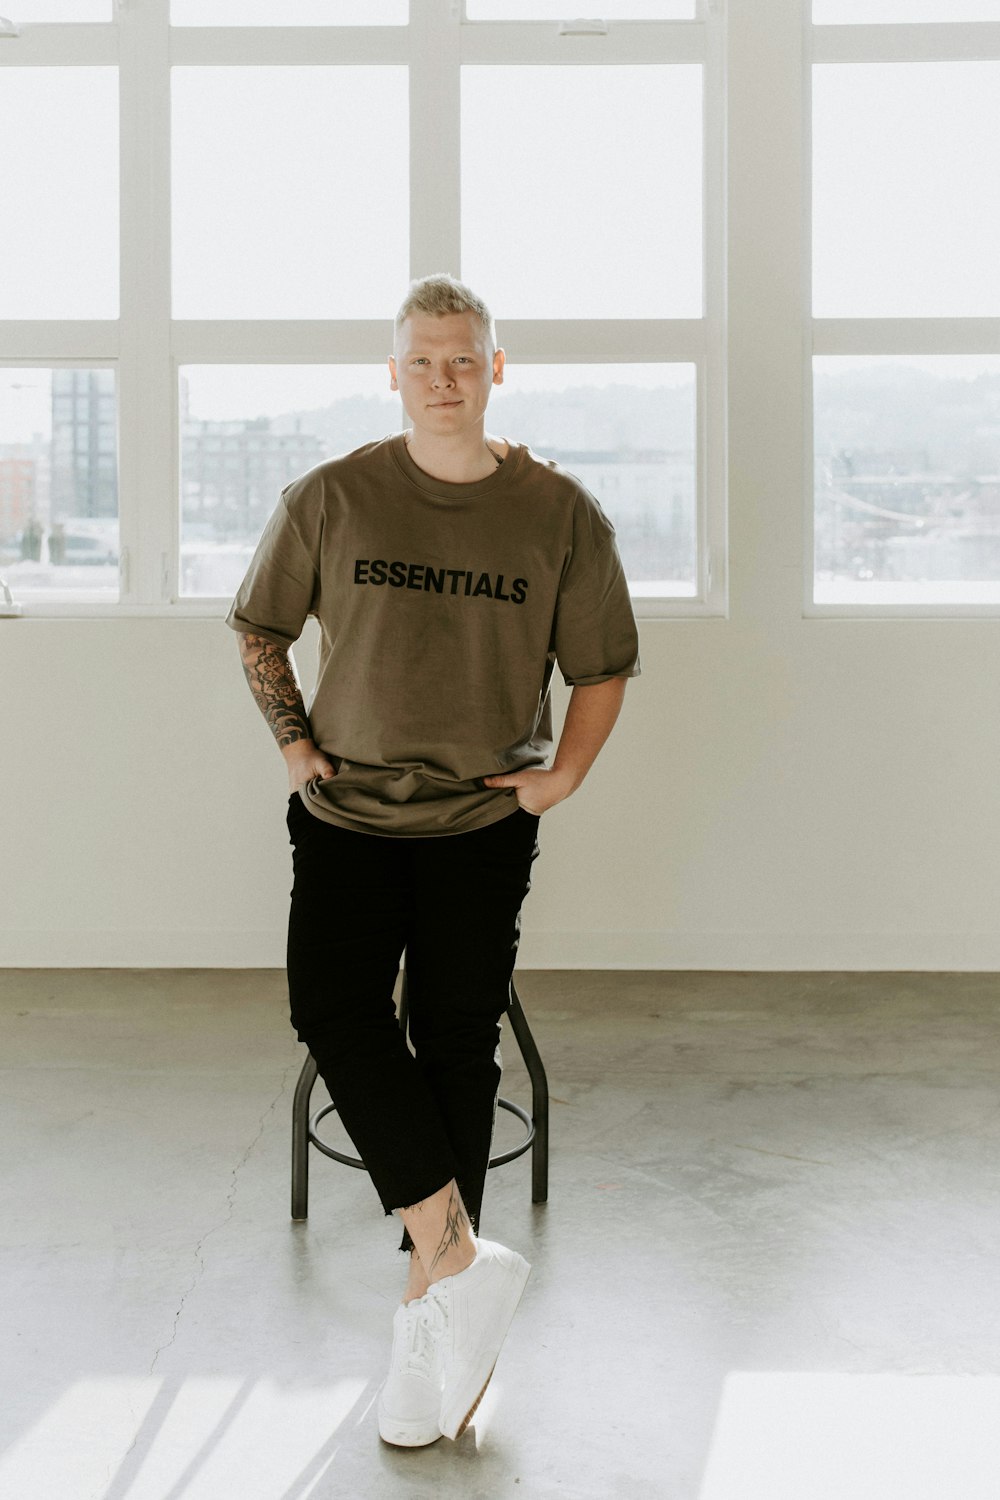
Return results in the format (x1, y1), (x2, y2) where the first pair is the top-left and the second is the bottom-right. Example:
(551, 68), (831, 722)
(0, 1375), (369, 1500)
(699, 1374), (1000, 1500)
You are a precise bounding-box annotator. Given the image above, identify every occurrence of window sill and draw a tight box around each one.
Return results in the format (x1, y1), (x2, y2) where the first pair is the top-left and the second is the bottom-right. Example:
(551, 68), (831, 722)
(3, 595), (723, 622)
(1, 600), (230, 620)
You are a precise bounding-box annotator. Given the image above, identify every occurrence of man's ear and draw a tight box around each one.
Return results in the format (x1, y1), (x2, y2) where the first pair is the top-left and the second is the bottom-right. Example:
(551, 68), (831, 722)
(387, 354), (397, 390)
(493, 348), (505, 385)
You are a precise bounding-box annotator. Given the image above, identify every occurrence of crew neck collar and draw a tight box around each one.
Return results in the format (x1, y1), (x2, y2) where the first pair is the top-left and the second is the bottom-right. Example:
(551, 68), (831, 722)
(389, 430), (521, 499)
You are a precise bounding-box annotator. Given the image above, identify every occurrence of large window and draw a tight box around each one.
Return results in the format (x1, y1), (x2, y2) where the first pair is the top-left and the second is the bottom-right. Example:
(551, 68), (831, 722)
(809, 10), (1000, 609)
(0, 0), (718, 615)
(5, 2), (996, 618)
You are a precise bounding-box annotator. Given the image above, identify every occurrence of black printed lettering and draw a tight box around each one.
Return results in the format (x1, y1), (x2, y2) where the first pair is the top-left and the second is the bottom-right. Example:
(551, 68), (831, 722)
(353, 556), (529, 604)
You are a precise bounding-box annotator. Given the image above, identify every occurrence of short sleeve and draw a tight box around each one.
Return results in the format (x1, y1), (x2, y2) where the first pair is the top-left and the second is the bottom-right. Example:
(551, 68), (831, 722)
(553, 494), (641, 688)
(224, 491), (319, 651)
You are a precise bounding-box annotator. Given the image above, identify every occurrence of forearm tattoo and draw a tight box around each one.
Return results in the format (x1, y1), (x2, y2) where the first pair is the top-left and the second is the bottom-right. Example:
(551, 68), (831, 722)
(238, 632), (312, 749)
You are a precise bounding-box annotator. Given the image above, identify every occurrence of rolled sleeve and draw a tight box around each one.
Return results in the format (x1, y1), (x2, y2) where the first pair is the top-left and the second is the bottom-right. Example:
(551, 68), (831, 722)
(554, 535), (641, 688)
(224, 493), (319, 651)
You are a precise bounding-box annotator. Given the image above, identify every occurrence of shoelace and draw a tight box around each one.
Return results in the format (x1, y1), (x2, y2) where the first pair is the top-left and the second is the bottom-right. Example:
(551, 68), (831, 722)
(399, 1292), (448, 1379)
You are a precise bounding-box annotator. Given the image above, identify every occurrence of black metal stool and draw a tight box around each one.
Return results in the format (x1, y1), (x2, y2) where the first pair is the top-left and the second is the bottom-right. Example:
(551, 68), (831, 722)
(290, 960), (549, 1221)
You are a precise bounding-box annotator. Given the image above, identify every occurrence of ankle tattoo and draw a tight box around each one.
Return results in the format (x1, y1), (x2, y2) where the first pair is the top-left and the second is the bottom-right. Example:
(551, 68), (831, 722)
(428, 1183), (470, 1279)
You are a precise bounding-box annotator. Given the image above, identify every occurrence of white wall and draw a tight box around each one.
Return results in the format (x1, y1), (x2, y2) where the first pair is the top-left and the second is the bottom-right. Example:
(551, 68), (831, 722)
(4, 0), (997, 970)
(3, 606), (999, 969)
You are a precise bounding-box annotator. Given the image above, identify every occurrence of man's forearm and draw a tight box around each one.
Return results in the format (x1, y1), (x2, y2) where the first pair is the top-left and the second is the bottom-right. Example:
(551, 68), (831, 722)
(479, 674), (629, 812)
(551, 676), (628, 791)
(237, 631), (313, 750)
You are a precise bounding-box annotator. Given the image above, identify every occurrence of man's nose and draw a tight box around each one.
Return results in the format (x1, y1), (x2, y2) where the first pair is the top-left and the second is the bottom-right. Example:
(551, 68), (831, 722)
(431, 366), (456, 386)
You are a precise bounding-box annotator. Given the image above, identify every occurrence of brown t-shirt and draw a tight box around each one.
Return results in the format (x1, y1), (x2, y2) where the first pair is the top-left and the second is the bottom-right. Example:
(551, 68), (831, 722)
(226, 430), (641, 836)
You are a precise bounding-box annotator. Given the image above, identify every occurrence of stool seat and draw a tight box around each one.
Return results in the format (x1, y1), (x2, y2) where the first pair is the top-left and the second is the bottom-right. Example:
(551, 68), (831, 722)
(290, 969), (548, 1221)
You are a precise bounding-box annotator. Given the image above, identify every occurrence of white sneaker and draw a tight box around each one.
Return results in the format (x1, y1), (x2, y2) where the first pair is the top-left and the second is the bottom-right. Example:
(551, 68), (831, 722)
(377, 1295), (445, 1447)
(422, 1237), (532, 1441)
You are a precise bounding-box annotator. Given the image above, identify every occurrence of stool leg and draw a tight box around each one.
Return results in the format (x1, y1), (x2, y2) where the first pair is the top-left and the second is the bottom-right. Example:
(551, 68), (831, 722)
(507, 982), (549, 1204)
(291, 1051), (319, 1221)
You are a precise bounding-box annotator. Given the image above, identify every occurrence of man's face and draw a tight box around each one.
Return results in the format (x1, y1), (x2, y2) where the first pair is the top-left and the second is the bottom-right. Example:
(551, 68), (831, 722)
(389, 310), (504, 438)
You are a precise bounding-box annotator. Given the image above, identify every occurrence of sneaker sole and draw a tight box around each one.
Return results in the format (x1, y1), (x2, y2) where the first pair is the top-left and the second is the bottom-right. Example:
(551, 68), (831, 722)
(439, 1254), (531, 1441)
(377, 1401), (442, 1448)
(453, 1359), (498, 1440)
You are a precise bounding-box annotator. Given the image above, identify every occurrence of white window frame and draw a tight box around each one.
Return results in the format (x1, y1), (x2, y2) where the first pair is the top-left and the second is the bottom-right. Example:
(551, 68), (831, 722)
(0, 0), (726, 621)
(805, 14), (1000, 619)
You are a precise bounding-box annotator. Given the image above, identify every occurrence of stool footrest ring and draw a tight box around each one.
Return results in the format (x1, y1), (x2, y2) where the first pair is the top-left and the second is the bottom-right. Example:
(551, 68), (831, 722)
(308, 1096), (535, 1172)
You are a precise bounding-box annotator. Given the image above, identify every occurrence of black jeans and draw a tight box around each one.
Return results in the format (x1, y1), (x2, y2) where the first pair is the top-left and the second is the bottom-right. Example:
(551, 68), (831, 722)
(285, 793), (541, 1254)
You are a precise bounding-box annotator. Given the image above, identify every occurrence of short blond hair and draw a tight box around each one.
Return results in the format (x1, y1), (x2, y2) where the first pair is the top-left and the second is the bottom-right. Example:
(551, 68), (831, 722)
(394, 273), (496, 353)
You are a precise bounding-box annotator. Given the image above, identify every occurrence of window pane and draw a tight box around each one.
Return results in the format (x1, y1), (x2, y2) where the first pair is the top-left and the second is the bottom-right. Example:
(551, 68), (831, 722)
(815, 1), (1000, 20)
(814, 356), (1000, 604)
(466, 1), (694, 15)
(487, 363), (697, 596)
(172, 68), (408, 319)
(462, 66), (702, 319)
(0, 70), (118, 320)
(813, 63), (1000, 318)
(10, 2), (110, 17)
(8, 1), (110, 15)
(179, 366), (402, 597)
(171, 0), (406, 22)
(0, 369), (119, 601)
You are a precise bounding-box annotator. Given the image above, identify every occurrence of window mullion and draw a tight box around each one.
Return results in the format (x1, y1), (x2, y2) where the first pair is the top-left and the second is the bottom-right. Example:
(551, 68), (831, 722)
(118, 0), (174, 606)
(812, 21), (1000, 65)
(725, 0), (810, 620)
(409, 0), (461, 279)
(702, 0), (726, 613)
(458, 21), (702, 64)
(0, 22), (115, 64)
(813, 318), (1000, 357)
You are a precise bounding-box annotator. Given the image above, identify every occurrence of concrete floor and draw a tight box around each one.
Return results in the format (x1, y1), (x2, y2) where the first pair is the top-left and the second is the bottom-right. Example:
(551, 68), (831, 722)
(3, 970), (1000, 1500)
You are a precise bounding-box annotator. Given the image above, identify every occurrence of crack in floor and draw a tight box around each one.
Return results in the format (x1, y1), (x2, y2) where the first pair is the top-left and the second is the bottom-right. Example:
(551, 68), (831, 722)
(733, 1143), (835, 1166)
(148, 1060), (297, 1377)
(105, 1063), (299, 1492)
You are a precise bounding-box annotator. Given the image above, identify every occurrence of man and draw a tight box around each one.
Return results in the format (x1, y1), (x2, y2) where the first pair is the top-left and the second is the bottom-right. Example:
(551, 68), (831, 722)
(227, 273), (639, 1447)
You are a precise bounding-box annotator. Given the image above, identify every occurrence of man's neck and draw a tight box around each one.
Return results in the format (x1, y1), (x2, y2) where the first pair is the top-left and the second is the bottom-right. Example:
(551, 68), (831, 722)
(403, 427), (502, 484)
